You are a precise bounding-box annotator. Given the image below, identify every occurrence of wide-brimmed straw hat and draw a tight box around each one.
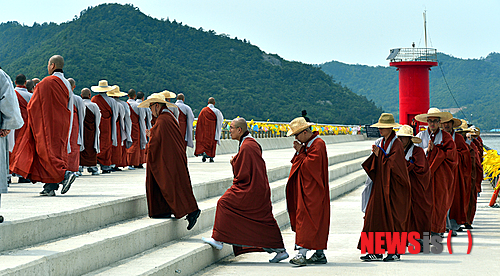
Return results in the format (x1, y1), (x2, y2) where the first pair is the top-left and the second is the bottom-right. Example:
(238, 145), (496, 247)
(370, 113), (401, 128)
(159, 90), (176, 99)
(91, 80), (114, 93)
(395, 125), (422, 144)
(106, 85), (127, 97)
(286, 117), (314, 137)
(443, 117), (462, 128)
(414, 108), (452, 123)
(138, 93), (178, 108)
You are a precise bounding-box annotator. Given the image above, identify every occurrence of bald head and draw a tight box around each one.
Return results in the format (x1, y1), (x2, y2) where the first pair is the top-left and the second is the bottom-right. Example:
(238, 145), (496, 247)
(67, 78), (76, 91)
(177, 93), (185, 101)
(230, 117), (247, 140)
(232, 118), (247, 132)
(128, 89), (136, 99)
(32, 78), (40, 85)
(47, 55), (64, 75)
(137, 91), (145, 100)
(26, 80), (35, 92)
(81, 88), (91, 99)
(208, 97), (215, 105)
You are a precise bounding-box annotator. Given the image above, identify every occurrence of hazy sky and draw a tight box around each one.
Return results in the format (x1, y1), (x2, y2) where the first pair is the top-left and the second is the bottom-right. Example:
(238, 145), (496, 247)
(1, 0), (499, 66)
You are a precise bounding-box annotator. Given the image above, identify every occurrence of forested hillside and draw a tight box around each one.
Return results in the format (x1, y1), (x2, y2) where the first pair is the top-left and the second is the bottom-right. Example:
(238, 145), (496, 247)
(0, 3), (383, 124)
(320, 52), (500, 130)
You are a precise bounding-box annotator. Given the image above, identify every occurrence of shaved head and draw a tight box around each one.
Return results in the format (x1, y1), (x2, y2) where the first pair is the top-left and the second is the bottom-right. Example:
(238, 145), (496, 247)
(67, 78), (76, 90)
(49, 55), (64, 69)
(177, 93), (185, 101)
(208, 97), (215, 104)
(232, 118), (247, 132)
(137, 91), (144, 100)
(81, 88), (91, 99)
(128, 89), (136, 99)
(32, 78), (40, 84)
(26, 80), (35, 92)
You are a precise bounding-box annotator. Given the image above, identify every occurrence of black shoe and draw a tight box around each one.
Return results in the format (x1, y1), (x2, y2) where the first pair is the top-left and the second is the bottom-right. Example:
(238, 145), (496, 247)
(209, 158), (214, 163)
(40, 189), (56, 196)
(133, 164), (144, 169)
(186, 209), (201, 230)
(0, 215), (3, 223)
(289, 254), (307, 266)
(111, 167), (122, 171)
(360, 254), (383, 262)
(18, 177), (31, 183)
(306, 252), (327, 264)
(61, 171), (77, 194)
(457, 227), (464, 232)
(101, 169), (111, 174)
(464, 223), (473, 229)
(202, 156), (206, 162)
(383, 254), (401, 262)
(151, 213), (174, 219)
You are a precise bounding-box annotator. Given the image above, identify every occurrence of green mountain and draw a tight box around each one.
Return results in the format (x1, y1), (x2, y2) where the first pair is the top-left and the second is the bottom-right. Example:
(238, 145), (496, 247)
(320, 52), (500, 130)
(0, 3), (382, 125)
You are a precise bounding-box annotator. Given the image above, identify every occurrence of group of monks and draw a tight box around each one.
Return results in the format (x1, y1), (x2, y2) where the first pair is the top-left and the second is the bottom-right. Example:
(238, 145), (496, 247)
(359, 108), (484, 262)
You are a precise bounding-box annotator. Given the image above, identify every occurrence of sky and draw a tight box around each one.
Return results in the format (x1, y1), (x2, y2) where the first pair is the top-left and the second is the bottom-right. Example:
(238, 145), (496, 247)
(1, 0), (499, 66)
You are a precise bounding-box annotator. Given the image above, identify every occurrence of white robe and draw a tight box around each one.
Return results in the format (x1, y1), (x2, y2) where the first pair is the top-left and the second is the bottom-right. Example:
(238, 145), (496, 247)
(73, 94), (86, 151)
(175, 100), (195, 148)
(82, 99), (101, 153)
(207, 104), (224, 145)
(53, 72), (75, 153)
(127, 99), (147, 150)
(0, 69), (24, 193)
(415, 128), (443, 155)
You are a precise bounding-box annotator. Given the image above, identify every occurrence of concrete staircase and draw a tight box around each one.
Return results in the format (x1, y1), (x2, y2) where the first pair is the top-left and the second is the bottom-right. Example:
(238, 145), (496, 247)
(0, 136), (371, 276)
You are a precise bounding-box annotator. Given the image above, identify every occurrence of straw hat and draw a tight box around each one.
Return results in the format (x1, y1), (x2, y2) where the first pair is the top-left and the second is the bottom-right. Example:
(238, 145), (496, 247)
(91, 80), (114, 93)
(395, 125), (422, 144)
(159, 90), (176, 99)
(414, 108), (452, 123)
(106, 85), (127, 97)
(443, 117), (462, 128)
(370, 113), (401, 128)
(286, 117), (314, 137)
(138, 93), (178, 108)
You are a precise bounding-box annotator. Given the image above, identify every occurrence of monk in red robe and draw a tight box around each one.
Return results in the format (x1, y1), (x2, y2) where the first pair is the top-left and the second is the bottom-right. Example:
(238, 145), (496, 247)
(175, 93), (195, 151)
(359, 113), (410, 262)
(194, 97), (223, 162)
(108, 87), (129, 170)
(136, 91), (150, 168)
(285, 117), (330, 266)
(66, 78), (86, 174)
(396, 125), (431, 244)
(80, 88), (101, 175)
(138, 93), (200, 230)
(415, 108), (458, 235)
(9, 74), (32, 183)
(442, 118), (471, 235)
(11, 55), (77, 196)
(91, 80), (117, 173)
(202, 118), (288, 263)
(463, 130), (483, 229)
(126, 89), (147, 168)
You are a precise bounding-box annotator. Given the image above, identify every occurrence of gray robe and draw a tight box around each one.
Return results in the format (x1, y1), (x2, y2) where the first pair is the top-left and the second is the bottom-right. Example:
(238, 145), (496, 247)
(82, 99), (101, 153)
(73, 94), (86, 151)
(0, 69), (24, 193)
(127, 99), (147, 150)
(115, 99), (133, 148)
(99, 93), (119, 147)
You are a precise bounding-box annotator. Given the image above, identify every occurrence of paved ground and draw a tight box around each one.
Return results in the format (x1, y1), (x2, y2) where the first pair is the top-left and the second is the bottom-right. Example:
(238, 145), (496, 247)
(0, 140), (374, 222)
(195, 181), (500, 276)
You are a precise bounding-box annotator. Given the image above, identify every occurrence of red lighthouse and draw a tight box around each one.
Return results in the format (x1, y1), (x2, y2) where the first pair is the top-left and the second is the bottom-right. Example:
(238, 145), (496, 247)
(387, 47), (438, 127)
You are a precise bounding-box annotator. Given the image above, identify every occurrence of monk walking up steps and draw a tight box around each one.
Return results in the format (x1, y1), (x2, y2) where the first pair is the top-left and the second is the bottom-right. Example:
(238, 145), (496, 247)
(202, 118), (288, 263)
(139, 93), (200, 230)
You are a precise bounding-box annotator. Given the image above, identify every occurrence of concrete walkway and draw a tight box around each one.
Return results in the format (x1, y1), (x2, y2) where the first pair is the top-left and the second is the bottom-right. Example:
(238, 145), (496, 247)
(195, 181), (500, 276)
(0, 138), (373, 223)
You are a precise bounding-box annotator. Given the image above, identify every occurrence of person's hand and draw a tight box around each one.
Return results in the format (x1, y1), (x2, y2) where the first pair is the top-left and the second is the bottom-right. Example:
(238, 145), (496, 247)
(293, 141), (303, 152)
(428, 140), (434, 152)
(0, 129), (11, 137)
(372, 144), (380, 157)
(146, 129), (151, 138)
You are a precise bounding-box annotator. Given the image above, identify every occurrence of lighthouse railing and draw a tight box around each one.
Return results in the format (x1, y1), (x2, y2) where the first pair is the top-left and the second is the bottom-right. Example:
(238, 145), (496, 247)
(387, 48), (437, 62)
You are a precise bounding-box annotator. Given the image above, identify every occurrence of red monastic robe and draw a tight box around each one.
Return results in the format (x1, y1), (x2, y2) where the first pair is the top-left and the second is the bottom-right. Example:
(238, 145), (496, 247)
(449, 133), (472, 225)
(145, 108), (198, 218)
(178, 110), (188, 151)
(358, 132), (411, 251)
(286, 132), (330, 250)
(466, 142), (483, 224)
(126, 103), (141, 166)
(80, 106), (97, 166)
(212, 135), (284, 256)
(429, 130), (458, 233)
(9, 91), (29, 171)
(194, 107), (217, 158)
(407, 145), (432, 234)
(92, 94), (113, 166)
(11, 76), (71, 183)
(67, 106), (80, 172)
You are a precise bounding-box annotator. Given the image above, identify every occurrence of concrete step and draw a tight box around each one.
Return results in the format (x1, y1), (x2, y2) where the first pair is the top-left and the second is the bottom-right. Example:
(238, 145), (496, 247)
(82, 169), (366, 276)
(0, 161), (368, 276)
(0, 147), (370, 253)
